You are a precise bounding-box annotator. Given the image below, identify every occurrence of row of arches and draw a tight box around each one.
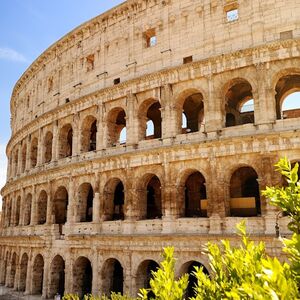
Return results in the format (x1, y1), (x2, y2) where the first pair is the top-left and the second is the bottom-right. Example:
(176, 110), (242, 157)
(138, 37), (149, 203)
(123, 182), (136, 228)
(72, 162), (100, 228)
(1, 251), (208, 298)
(9, 73), (300, 178)
(2, 165), (261, 229)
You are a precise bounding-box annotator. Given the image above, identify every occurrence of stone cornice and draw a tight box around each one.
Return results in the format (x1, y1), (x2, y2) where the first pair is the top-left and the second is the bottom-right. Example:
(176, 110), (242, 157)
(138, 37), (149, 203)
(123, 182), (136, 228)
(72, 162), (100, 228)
(6, 38), (300, 154)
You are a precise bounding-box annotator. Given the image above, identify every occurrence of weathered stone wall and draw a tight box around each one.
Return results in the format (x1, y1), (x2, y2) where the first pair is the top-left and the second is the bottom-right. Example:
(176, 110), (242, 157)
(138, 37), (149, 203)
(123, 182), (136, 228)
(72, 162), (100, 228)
(1, 0), (300, 298)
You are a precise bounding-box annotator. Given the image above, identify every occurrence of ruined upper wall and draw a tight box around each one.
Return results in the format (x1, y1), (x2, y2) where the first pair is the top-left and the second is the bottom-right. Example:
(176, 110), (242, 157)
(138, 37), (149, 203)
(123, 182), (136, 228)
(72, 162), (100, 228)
(10, 0), (300, 133)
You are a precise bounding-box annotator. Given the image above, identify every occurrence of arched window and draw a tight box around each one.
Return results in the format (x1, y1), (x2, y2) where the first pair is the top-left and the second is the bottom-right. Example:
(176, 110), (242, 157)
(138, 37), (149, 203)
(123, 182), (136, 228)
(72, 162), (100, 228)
(230, 166), (260, 217)
(32, 254), (44, 295)
(281, 92), (300, 119)
(146, 175), (162, 219)
(183, 172), (207, 218)
(224, 79), (254, 127)
(103, 179), (125, 221)
(73, 257), (92, 298)
(77, 183), (94, 222)
(48, 255), (65, 298)
(139, 100), (162, 141)
(81, 116), (97, 152)
(275, 75), (300, 119)
(102, 259), (124, 296)
(37, 190), (47, 225)
(44, 131), (53, 163)
(107, 108), (126, 147)
(182, 93), (204, 133)
(30, 137), (38, 168)
(53, 187), (68, 232)
(59, 124), (73, 159)
(135, 260), (159, 295)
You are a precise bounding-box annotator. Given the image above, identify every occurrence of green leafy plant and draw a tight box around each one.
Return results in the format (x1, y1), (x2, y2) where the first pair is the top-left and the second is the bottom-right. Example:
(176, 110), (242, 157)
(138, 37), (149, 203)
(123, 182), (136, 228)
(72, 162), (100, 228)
(139, 247), (189, 300)
(263, 157), (300, 286)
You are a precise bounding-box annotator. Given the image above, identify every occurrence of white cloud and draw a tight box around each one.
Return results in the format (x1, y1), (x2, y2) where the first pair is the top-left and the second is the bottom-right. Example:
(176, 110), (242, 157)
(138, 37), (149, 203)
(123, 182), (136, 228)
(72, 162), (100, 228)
(0, 144), (8, 209)
(0, 47), (28, 63)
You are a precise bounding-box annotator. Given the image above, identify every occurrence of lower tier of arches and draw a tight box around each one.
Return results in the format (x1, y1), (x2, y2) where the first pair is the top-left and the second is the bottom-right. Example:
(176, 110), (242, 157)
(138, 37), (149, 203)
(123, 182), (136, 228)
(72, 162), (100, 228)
(0, 234), (284, 299)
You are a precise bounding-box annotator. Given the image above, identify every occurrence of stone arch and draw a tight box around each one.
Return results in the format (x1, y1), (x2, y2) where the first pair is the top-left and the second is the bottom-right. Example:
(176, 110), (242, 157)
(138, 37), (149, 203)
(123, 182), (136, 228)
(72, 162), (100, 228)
(135, 260), (159, 295)
(178, 170), (207, 218)
(137, 174), (162, 220)
(21, 142), (27, 173)
(8, 252), (17, 288)
(23, 193), (32, 226)
(58, 124), (73, 159)
(19, 252), (28, 292)
(73, 256), (92, 298)
(44, 131), (53, 163)
(222, 78), (254, 127)
(103, 178), (125, 221)
(77, 183), (94, 222)
(53, 186), (68, 226)
(175, 89), (205, 134)
(30, 137), (38, 168)
(230, 166), (261, 217)
(37, 190), (47, 225)
(274, 71), (300, 119)
(138, 99), (162, 141)
(106, 107), (126, 147)
(13, 148), (19, 176)
(81, 115), (97, 152)
(48, 255), (65, 298)
(101, 258), (124, 296)
(15, 196), (21, 226)
(32, 254), (44, 295)
(179, 260), (209, 299)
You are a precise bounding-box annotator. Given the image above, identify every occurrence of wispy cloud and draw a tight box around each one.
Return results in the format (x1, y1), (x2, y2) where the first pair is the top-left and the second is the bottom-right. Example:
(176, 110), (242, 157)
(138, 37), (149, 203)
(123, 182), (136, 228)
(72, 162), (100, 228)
(0, 47), (29, 63)
(0, 144), (7, 209)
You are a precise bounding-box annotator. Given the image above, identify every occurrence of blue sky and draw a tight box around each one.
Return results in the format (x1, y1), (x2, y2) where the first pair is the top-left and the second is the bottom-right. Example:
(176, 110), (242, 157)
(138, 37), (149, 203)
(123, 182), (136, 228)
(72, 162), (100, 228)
(0, 0), (124, 201)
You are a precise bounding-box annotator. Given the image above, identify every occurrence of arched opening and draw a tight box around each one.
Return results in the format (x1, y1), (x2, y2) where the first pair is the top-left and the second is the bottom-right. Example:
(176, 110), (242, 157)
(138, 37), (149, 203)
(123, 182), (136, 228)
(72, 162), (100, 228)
(77, 183), (94, 222)
(107, 108), (126, 147)
(146, 175), (162, 220)
(224, 79), (254, 127)
(59, 124), (73, 159)
(44, 131), (53, 163)
(21, 143), (26, 173)
(8, 252), (17, 288)
(180, 261), (209, 299)
(48, 255), (65, 298)
(24, 194), (32, 226)
(81, 116), (97, 152)
(102, 259), (124, 296)
(53, 187), (68, 231)
(136, 260), (159, 295)
(30, 137), (38, 168)
(103, 179), (125, 221)
(73, 257), (92, 299)
(13, 149), (18, 176)
(275, 73), (300, 119)
(146, 102), (161, 139)
(37, 190), (47, 225)
(182, 93), (204, 133)
(230, 166), (261, 217)
(183, 172), (207, 218)
(19, 253), (28, 292)
(32, 254), (44, 295)
(15, 196), (21, 226)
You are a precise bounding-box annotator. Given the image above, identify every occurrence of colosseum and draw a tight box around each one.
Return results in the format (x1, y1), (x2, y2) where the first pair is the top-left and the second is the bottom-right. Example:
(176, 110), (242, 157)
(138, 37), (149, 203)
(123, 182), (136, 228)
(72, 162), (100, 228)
(1, 0), (300, 298)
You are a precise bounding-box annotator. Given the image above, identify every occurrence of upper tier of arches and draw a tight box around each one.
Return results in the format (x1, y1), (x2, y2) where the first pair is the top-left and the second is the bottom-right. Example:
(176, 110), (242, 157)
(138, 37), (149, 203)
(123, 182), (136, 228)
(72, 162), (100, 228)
(6, 66), (300, 180)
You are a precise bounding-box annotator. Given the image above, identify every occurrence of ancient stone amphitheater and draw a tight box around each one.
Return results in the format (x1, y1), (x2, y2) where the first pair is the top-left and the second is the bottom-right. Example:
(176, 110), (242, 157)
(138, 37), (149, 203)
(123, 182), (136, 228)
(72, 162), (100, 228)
(1, 0), (300, 298)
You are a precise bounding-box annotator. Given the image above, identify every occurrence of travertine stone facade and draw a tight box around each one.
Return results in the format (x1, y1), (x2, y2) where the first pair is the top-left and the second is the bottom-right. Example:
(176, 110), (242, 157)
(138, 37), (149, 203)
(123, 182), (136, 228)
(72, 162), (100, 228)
(1, 0), (300, 298)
